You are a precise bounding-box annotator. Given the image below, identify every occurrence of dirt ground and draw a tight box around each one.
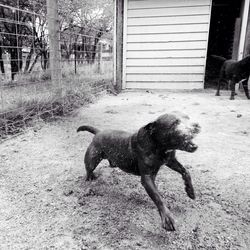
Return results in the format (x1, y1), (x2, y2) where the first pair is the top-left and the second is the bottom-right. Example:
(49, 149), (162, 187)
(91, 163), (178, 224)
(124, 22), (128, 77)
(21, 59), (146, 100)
(0, 89), (250, 250)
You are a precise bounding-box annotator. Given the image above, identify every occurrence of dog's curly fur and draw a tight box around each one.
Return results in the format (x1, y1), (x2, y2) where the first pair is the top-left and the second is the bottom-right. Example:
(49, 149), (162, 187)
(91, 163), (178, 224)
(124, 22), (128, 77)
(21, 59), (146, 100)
(77, 112), (200, 231)
(212, 55), (250, 100)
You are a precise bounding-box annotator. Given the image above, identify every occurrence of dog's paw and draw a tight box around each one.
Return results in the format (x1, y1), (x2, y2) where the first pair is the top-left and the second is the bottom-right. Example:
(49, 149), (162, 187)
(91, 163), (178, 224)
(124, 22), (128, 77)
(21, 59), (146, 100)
(161, 213), (176, 231)
(85, 173), (97, 181)
(186, 186), (195, 200)
(187, 190), (196, 200)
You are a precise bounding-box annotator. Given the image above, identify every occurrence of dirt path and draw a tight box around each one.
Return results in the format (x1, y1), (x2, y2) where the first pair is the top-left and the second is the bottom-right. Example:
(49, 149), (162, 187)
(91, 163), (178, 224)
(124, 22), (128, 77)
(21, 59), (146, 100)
(0, 90), (249, 250)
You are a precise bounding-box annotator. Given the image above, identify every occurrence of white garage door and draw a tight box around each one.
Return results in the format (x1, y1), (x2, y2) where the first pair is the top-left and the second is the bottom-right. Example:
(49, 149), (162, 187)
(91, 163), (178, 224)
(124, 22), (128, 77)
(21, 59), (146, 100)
(123, 0), (212, 89)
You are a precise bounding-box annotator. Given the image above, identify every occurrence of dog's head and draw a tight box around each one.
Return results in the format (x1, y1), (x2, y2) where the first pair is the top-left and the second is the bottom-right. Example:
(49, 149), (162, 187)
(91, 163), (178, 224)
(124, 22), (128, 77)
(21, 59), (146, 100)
(144, 112), (200, 153)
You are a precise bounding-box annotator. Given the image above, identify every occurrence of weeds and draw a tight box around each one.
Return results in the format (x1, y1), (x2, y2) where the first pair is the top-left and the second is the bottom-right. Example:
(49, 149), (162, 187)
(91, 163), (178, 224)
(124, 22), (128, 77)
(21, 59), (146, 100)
(0, 62), (114, 141)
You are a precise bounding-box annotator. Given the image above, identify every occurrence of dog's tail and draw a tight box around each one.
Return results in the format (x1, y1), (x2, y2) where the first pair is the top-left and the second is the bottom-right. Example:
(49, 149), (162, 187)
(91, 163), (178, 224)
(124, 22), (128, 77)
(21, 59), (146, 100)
(210, 55), (227, 63)
(77, 125), (100, 134)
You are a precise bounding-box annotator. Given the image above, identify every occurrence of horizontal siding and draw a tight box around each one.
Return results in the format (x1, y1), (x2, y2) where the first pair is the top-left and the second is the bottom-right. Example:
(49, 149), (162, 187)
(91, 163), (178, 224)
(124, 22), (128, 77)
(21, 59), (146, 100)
(126, 82), (203, 90)
(127, 32), (208, 43)
(127, 50), (206, 58)
(127, 15), (210, 26)
(127, 41), (207, 51)
(127, 23), (209, 34)
(124, 0), (211, 89)
(126, 66), (205, 74)
(128, 0), (211, 9)
(127, 6), (210, 18)
(126, 58), (205, 66)
(126, 74), (203, 82)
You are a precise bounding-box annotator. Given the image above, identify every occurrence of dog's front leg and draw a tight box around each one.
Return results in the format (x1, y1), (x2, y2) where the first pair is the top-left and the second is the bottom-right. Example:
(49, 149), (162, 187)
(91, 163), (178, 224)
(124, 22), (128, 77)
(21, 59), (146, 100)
(167, 156), (195, 199)
(242, 78), (250, 99)
(141, 174), (175, 231)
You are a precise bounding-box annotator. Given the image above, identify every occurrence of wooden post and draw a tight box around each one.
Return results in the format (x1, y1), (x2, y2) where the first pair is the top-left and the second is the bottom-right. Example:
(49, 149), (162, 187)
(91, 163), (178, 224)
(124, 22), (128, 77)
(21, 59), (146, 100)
(97, 43), (102, 74)
(46, 0), (62, 95)
(114, 0), (124, 92)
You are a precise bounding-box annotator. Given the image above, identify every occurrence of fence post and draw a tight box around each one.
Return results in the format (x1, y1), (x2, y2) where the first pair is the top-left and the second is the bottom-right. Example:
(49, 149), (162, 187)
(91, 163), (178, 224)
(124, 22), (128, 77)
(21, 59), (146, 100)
(74, 40), (77, 74)
(46, 0), (62, 95)
(97, 43), (102, 74)
(114, 0), (123, 92)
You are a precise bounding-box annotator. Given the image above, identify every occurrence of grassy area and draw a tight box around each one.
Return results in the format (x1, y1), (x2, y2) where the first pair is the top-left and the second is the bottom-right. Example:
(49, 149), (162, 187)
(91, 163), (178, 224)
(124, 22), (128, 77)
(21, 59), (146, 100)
(0, 61), (114, 139)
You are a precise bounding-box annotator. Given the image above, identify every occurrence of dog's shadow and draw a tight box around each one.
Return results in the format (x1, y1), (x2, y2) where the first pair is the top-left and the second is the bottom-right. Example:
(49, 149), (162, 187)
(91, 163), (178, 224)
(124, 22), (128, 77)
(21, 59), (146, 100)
(71, 169), (187, 247)
(74, 168), (150, 208)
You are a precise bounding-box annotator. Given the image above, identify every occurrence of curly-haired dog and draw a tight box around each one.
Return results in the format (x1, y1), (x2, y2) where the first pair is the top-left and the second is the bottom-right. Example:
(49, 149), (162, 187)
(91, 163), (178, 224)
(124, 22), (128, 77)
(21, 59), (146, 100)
(212, 55), (250, 100)
(77, 113), (200, 231)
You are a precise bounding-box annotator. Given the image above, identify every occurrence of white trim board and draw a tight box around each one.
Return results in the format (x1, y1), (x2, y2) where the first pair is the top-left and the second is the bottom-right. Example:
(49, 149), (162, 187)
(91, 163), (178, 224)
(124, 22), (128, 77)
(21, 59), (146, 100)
(122, 0), (128, 89)
(238, 0), (250, 60)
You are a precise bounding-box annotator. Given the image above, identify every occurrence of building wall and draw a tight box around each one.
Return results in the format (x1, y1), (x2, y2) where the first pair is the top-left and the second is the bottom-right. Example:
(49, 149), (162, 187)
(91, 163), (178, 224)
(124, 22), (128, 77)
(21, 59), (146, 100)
(123, 0), (212, 89)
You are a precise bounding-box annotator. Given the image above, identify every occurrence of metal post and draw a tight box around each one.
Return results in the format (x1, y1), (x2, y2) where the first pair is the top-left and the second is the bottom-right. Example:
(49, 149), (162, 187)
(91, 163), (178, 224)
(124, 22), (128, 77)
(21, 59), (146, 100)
(74, 41), (77, 74)
(97, 43), (102, 74)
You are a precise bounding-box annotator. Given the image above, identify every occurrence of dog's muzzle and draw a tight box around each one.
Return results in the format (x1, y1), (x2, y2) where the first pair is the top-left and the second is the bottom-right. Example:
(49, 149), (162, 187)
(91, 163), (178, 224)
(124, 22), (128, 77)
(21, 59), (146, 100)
(184, 123), (200, 152)
(185, 142), (198, 152)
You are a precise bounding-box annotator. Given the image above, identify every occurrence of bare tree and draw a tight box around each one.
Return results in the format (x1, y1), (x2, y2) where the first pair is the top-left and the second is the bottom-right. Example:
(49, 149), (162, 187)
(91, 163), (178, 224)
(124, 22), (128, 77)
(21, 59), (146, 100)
(59, 0), (113, 64)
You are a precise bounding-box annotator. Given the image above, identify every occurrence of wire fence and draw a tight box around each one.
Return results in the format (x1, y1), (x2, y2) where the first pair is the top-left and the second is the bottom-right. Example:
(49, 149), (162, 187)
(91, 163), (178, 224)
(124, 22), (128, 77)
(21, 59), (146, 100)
(0, 0), (114, 141)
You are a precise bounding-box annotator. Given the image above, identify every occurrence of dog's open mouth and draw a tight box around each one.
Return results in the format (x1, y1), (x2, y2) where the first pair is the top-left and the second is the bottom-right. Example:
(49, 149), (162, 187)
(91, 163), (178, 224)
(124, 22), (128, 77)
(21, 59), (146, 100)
(167, 135), (198, 153)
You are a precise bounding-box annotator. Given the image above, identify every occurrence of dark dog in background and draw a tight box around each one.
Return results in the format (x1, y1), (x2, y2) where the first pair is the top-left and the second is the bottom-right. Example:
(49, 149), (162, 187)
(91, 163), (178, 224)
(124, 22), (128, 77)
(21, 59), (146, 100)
(77, 113), (200, 231)
(211, 55), (250, 100)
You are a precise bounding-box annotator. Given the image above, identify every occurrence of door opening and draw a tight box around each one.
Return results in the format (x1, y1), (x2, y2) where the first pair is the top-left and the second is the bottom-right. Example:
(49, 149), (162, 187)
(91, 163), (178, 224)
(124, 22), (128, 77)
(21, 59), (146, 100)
(205, 0), (243, 88)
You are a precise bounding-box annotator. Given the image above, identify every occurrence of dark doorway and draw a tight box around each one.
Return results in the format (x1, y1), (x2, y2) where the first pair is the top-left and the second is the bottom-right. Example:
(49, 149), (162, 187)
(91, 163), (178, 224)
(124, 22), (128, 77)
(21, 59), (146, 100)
(205, 0), (243, 88)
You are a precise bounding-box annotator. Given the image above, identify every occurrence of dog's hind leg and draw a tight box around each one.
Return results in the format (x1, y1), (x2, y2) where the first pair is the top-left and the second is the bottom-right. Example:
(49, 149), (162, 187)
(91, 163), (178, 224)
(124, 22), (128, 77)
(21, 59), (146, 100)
(242, 78), (250, 99)
(216, 64), (226, 96)
(215, 79), (222, 96)
(84, 144), (102, 181)
(229, 80), (236, 100)
(166, 156), (195, 200)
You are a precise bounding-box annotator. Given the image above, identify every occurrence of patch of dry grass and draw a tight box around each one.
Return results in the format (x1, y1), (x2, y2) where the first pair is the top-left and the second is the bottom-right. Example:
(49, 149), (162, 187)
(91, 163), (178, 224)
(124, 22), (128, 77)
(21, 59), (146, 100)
(0, 61), (114, 139)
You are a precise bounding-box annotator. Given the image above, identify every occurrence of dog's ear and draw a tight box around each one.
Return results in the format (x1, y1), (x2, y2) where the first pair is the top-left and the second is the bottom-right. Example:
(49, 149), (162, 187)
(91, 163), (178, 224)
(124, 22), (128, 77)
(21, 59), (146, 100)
(144, 122), (156, 135)
(137, 122), (156, 148)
